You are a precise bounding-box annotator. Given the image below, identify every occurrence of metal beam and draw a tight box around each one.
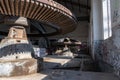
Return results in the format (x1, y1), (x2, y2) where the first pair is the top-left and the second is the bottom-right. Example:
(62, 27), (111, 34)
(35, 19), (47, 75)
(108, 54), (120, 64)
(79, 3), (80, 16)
(0, 30), (60, 37)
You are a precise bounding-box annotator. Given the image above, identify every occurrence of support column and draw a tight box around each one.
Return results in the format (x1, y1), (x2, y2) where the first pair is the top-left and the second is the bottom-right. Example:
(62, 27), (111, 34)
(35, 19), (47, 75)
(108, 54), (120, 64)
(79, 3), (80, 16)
(0, 16), (38, 77)
(90, 0), (104, 59)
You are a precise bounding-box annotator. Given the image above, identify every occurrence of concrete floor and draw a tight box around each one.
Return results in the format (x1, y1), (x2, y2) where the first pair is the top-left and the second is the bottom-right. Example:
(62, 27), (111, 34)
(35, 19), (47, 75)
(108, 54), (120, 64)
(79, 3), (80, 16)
(0, 55), (119, 80)
(0, 69), (119, 80)
(43, 55), (82, 69)
(43, 55), (97, 71)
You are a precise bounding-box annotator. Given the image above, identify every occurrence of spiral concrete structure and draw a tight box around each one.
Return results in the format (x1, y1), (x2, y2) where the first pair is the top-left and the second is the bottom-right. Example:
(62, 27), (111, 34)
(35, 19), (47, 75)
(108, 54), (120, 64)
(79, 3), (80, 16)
(0, 0), (77, 35)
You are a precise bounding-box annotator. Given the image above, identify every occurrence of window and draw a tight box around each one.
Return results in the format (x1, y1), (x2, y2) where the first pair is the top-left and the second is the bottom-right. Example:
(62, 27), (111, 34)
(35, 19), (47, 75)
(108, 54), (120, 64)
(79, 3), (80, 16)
(102, 0), (112, 40)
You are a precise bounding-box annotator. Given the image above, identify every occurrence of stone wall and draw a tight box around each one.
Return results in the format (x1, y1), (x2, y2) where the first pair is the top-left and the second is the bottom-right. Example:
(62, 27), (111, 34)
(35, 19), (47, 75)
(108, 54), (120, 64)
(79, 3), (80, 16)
(94, 26), (120, 76)
(91, 0), (120, 77)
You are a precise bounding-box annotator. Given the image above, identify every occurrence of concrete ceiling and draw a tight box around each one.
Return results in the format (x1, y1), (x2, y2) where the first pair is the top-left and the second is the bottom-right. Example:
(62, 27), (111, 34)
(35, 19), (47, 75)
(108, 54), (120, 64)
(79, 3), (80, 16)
(54, 0), (91, 21)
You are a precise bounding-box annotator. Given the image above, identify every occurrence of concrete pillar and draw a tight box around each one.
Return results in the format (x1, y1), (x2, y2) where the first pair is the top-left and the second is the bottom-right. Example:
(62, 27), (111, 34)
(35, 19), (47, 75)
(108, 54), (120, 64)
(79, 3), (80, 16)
(0, 26), (38, 77)
(0, 16), (38, 77)
(90, 0), (104, 59)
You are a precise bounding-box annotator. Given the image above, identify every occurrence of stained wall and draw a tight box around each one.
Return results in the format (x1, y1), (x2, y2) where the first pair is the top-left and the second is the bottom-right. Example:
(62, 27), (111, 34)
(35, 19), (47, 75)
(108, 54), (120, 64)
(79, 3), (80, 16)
(91, 0), (120, 76)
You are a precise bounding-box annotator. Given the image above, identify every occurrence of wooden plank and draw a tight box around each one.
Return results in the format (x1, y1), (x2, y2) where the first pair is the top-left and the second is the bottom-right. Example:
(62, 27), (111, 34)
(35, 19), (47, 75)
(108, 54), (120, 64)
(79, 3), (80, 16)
(37, 4), (48, 20)
(14, 0), (19, 16)
(26, 0), (34, 18)
(0, 0), (7, 14)
(34, 3), (43, 20)
(5, 0), (11, 15)
(23, 0), (30, 17)
(43, 7), (57, 21)
(29, 1), (39, 19)
(11, 0), (15, 16)
(0, 2), (4, 14)
(40, 5), (52, 20)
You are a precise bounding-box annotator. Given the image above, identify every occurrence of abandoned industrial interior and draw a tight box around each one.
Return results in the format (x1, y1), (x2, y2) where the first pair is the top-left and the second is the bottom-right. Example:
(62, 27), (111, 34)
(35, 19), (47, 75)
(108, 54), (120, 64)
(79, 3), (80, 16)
(0, 0), (120, 80)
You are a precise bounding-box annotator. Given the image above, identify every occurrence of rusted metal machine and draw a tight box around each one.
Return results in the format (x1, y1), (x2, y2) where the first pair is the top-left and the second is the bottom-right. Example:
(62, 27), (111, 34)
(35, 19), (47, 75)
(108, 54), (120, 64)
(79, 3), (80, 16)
(0, 0), (77, 35)
(0, 26), (33, 60)
(0, 17), (37, 77)
(0, 0), (77, 77)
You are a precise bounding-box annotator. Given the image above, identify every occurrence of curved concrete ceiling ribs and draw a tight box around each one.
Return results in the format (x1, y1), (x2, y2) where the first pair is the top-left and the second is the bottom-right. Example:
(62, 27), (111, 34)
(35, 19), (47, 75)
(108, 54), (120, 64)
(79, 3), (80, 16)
(0, 0), (77, 37)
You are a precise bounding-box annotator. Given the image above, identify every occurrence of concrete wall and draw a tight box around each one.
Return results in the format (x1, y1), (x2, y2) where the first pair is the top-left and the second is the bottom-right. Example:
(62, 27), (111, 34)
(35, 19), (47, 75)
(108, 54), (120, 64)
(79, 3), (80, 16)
(91, 0), (120, 77)
(100, 0), (120, 76)
(49, 21), (89, 42)
(90, 0), (104, 59)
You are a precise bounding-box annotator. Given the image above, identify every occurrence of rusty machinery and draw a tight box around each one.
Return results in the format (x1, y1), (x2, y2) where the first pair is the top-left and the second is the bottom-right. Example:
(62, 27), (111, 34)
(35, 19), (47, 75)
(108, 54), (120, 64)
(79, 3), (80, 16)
(0, 0), (77, 77)
(0, 0), (77, 35)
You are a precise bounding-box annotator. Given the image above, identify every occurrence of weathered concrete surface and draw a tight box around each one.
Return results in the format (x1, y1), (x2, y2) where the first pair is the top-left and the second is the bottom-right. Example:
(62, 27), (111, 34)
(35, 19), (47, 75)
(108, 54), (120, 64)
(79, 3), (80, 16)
(94, 26), (120, 76)
(0, 59), (37, 77)
(92, 0), (120, 77)
(43, 55), (81, 69)
(43, 55), (94, 71)
(0, 26), (36, 77)
(0, 70), (119, 80)
(0, 26), (34, 60)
